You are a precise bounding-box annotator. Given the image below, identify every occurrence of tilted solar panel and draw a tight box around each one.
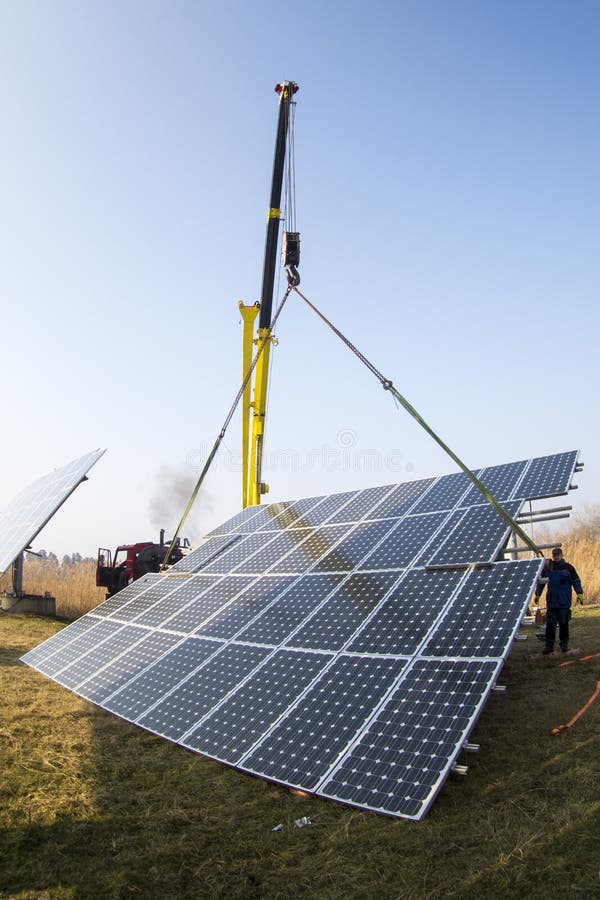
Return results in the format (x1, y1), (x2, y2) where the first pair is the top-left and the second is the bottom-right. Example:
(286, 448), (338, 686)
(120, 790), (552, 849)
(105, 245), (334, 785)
(0, 449), (106, 574)
(21, 450), (579, 820)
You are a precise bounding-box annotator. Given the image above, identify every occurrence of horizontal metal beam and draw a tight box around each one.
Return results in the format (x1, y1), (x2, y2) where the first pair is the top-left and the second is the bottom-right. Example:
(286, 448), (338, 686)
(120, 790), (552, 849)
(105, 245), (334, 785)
(502, 542), (560, 554)
(516, 513), (570, 524)
(517, 505), (572, 517)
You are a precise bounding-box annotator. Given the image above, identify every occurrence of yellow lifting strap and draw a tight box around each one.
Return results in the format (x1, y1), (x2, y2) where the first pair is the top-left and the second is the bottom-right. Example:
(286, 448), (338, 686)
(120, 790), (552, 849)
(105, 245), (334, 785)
(291, 284), (542, 558)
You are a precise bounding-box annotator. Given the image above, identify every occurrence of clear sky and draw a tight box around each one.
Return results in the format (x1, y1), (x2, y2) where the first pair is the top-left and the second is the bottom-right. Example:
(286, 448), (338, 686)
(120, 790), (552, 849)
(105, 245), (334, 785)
(1, 0), (598, 558)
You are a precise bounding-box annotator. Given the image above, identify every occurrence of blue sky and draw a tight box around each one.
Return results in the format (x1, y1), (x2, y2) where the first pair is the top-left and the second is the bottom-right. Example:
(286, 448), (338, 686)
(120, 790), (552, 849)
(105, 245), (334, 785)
(1, 0), (598, 557)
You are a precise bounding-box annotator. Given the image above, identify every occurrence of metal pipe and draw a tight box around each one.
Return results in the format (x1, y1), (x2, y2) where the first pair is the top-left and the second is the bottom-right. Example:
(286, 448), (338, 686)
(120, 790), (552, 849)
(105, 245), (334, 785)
(515, 513), (570, 524)
(516, 505), (572, 517)
(501, 542), (560, 554)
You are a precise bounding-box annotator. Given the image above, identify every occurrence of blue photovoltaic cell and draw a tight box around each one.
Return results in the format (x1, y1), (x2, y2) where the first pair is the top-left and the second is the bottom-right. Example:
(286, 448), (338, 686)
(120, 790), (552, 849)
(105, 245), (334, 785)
(423, 560), (541, 658)
(255, 496), (325, 531)
(348, 569), (464, 656)
(200, 532), (277, 573)
(515, 451), (578, 501)
(21, 451), (579, 822)
(76, 631), (182, 704)
(89, 574), (164, 618)
(243, 655), (408, 790)
(167, 536), (240, 573)
(207, 505), (264, 536)
(327, 484), (396, 524)
(137, 642), (269, 741)
(426, 501), (522, 566)
(55, 624), (150, 689)
(315, 521), (396, 572)
(21, 616), (101, 668)
(125, 575), (220, 628)
(460, 460), (528, 506)
(232, 502), (294, 533)
(269, 525), (351, 574)
(293, 490), (358, 526)
(285, 573), (400, 651)
(194, 576), (299, 639)
(164, 576), (260, 634)
(103, 579), (186, 623)
(360, 512), (447, 570)
(320, 658), (500, 819)
(411, 473), (470, 515)
(183, 649), (332, 761)
(34, 620), (120, 678)
(365, 479), (434, 520)
(236, 574), (344, 645)
(230, 529), (313, 573)
(104, 637), (218, 721)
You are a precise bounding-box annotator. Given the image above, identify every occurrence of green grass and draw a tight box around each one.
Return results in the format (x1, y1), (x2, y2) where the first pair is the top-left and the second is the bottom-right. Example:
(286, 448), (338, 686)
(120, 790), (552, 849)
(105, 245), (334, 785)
(1, 610), (599, 899)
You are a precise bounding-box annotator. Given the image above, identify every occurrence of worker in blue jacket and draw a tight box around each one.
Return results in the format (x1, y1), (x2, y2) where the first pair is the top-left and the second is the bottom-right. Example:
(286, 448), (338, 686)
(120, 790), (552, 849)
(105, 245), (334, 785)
(536, 547), (584, 654)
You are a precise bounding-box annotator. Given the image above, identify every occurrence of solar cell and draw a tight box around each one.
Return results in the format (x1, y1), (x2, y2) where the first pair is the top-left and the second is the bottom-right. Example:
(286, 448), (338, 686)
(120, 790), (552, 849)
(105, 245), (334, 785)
(326, 484), (396, 523)
(183, 649), (331, 761)
(348, 569), (464, 656)
(90, 573), (164, 618)
(128, 576), (221, 629)
(75, 631), (182, 704)
(294, 490), (358, 526)
(360, 512), (447, 570)
(423, 560), (541, 658)
(104, 637), (219, 720)
(364, 478), (434, 520)
(194, 575), (299, 639)
(320, 658), (501, 819)
(269, 524), (352, 574)
(285, 572), (400, 651)
(21, 450), (578, 821)
(55, 624), (150, 689)
(314, 520), (396, 572)
(460, 460), (528, 506)
(137, 642), (270, 741)
(166, 575), (264, 635)
(514, 451), (578, 501)
(0, 449), (105, 574)
(426, 501), (522, 566)
(236, 574), (344, 645)
(242, 655), (409, 790)
(21, 615), (101, 668)
(411, 472), (470, 515)
(167, 536), (240, 573)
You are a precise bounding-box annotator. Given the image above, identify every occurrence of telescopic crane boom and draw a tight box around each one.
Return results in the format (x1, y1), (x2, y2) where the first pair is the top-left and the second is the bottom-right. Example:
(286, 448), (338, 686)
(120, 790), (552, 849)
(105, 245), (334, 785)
(240, 81), (299, 508)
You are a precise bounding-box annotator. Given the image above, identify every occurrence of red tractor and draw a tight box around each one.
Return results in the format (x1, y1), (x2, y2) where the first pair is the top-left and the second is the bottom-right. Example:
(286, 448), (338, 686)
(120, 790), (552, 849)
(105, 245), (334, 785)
(96, 530), (189, 597)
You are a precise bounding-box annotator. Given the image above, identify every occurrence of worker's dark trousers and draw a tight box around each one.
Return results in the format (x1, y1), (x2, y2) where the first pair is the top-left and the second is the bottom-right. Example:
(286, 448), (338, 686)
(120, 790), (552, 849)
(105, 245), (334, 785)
(545, 607), (571, 651)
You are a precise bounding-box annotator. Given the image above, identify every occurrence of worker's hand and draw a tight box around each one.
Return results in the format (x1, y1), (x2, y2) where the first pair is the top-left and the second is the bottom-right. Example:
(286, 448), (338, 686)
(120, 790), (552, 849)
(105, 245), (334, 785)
(576, 593), (585, 605)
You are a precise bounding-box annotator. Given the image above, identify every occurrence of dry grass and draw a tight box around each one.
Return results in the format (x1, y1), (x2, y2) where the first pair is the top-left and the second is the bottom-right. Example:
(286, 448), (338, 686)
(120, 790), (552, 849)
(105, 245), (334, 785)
(535, 506), (600, 605)
(1, 609), (600, 898)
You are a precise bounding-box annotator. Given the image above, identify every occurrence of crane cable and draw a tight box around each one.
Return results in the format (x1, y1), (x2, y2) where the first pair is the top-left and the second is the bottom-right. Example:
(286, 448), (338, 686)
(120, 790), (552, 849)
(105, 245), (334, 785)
(291, 284), (542, 558)
(162, 283), (293, 567)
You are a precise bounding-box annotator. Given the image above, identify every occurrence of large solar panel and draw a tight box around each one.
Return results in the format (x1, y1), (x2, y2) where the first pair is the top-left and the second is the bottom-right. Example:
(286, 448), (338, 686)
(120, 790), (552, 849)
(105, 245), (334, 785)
(22, 450), (580, 820)
(0, 449), (106, 574)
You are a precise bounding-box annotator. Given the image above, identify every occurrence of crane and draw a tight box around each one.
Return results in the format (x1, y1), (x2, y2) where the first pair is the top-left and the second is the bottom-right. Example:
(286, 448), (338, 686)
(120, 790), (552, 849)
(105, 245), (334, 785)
(239, 81), (300, 509)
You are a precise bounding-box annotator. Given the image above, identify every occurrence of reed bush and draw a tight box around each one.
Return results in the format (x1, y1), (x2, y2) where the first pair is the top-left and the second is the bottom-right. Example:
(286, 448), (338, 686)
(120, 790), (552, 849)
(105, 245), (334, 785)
(0, 557), (105, 619)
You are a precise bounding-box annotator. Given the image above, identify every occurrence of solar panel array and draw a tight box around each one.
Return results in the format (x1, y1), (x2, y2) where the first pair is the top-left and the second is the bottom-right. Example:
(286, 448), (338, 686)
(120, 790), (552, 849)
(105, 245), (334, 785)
(0, 449), (106, 574)
(22, 450), (579, 820)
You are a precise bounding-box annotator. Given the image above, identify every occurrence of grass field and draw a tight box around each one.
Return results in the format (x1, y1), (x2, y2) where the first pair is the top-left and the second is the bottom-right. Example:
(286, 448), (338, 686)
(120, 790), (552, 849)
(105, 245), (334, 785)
(1, 609), (599, 899)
